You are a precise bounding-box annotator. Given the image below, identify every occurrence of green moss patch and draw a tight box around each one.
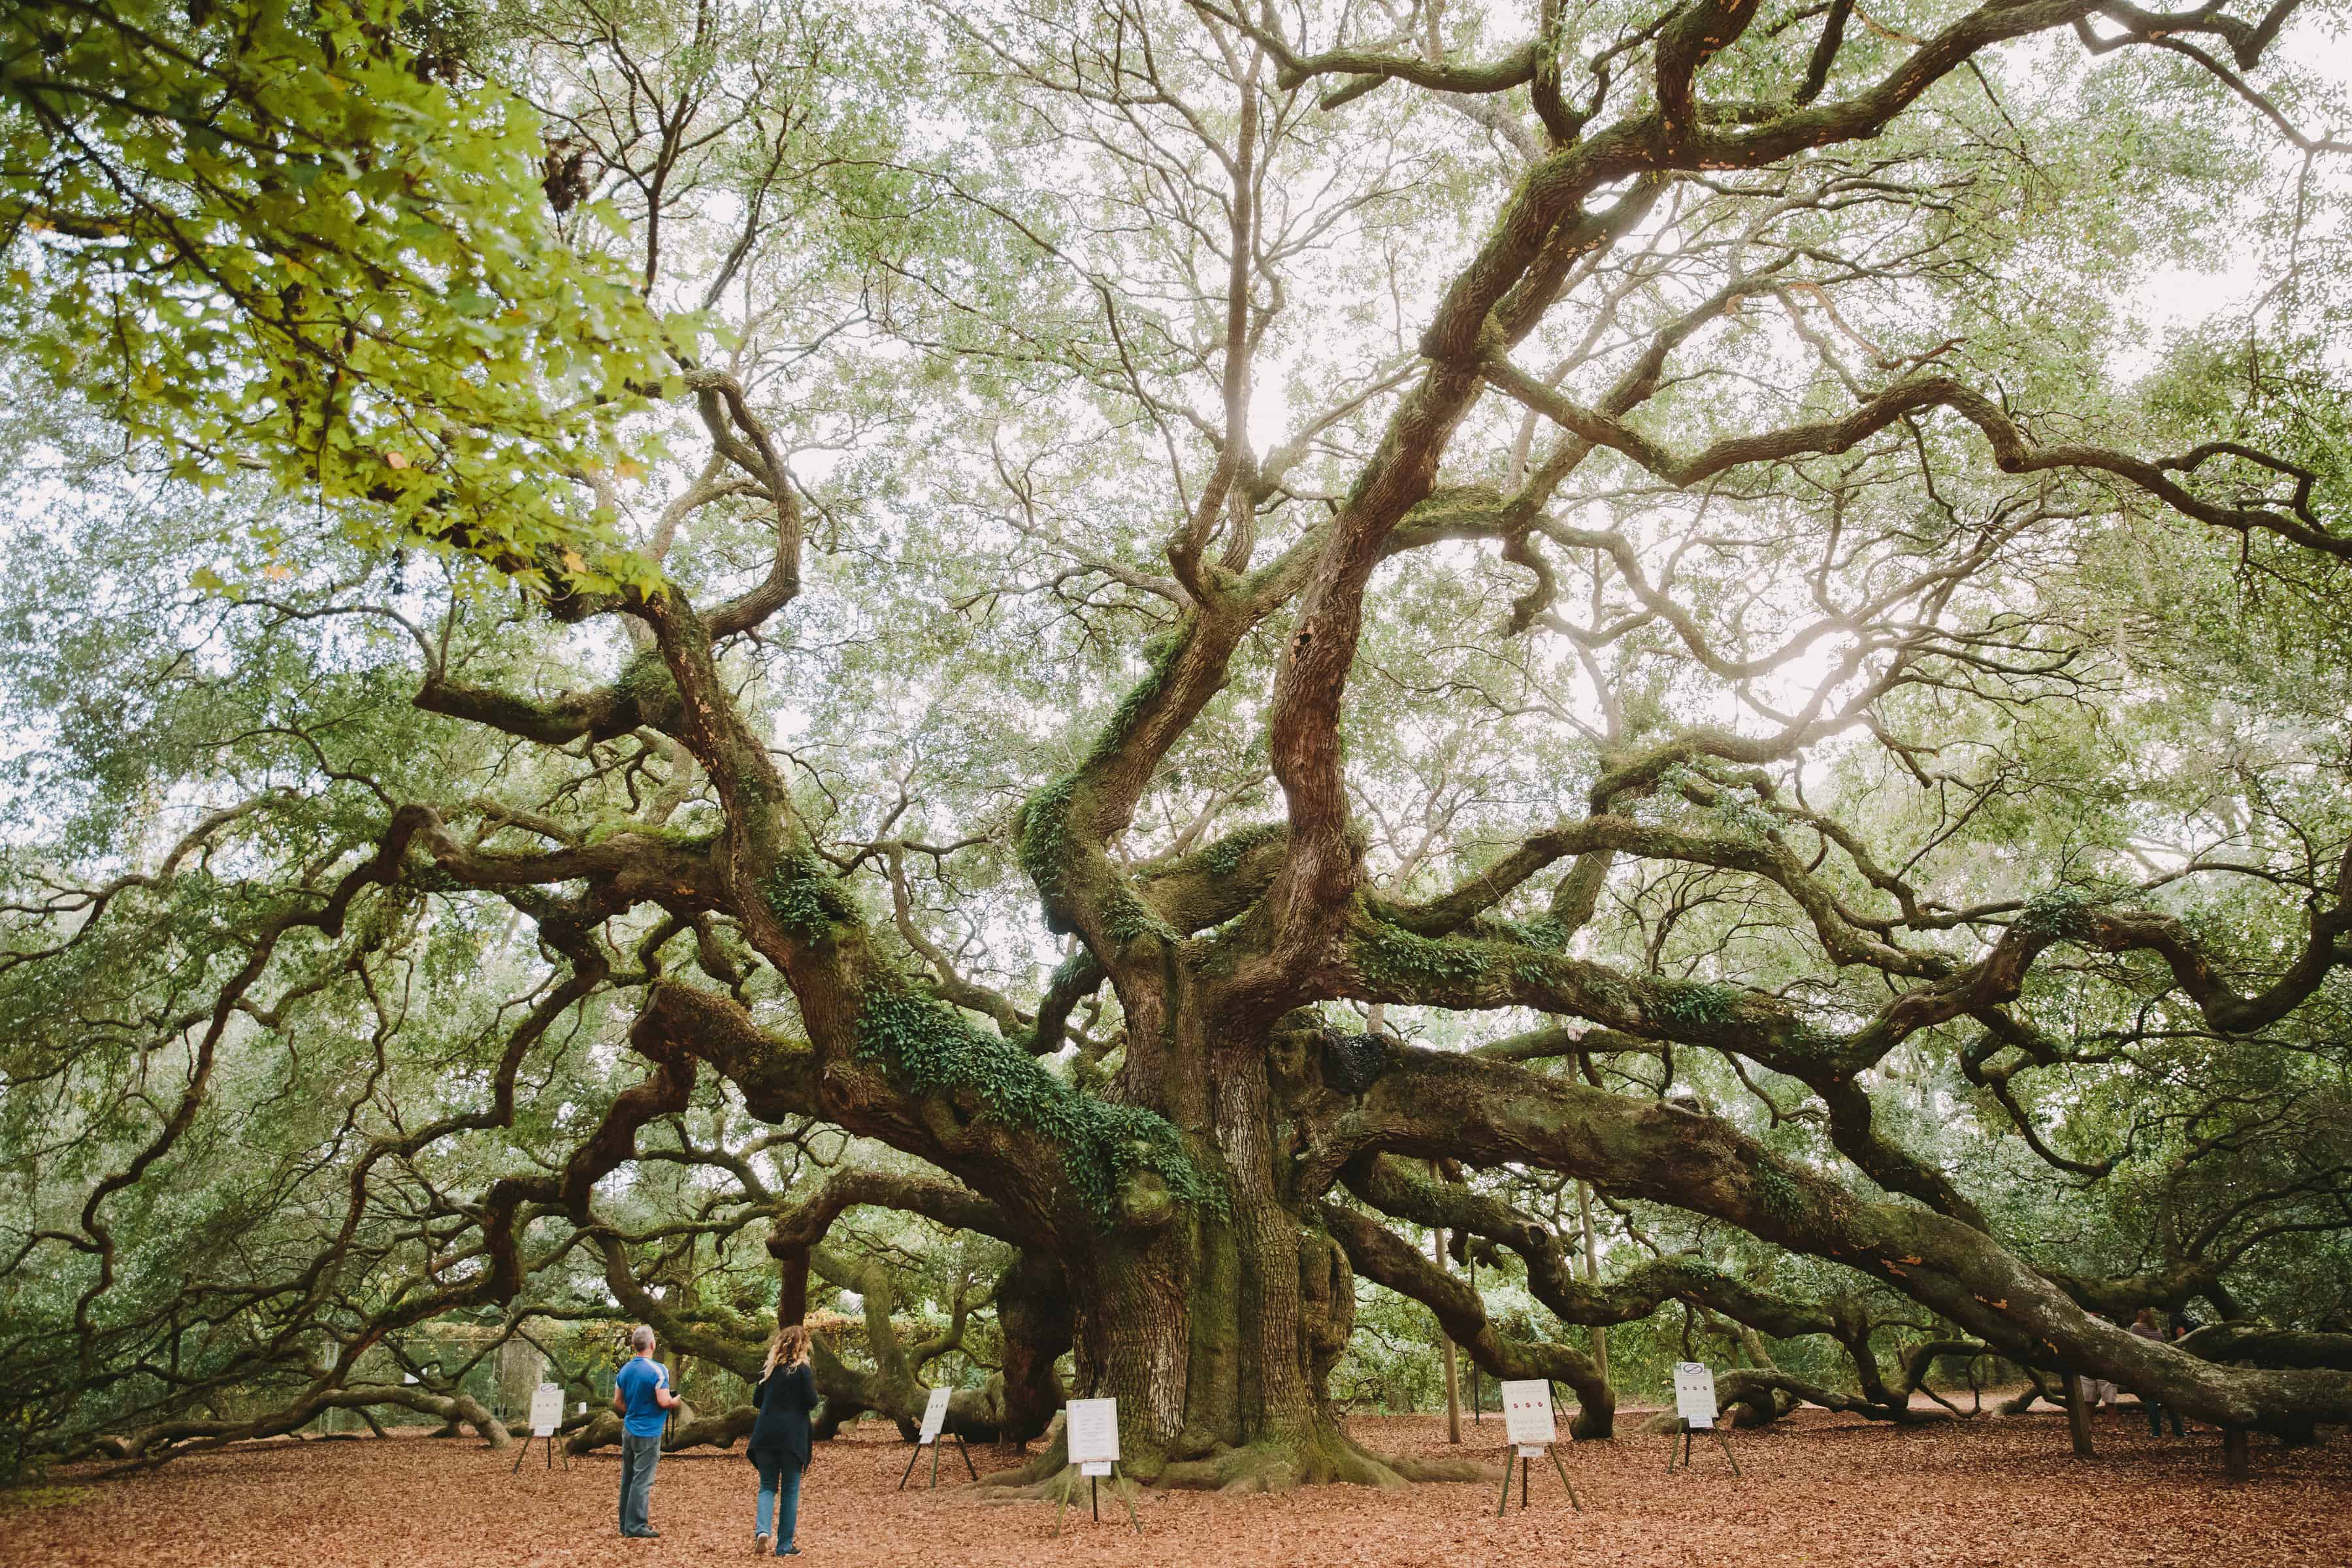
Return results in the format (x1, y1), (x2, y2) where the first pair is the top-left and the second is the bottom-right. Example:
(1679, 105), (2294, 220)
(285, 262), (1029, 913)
(853, 990), (1225, 1222)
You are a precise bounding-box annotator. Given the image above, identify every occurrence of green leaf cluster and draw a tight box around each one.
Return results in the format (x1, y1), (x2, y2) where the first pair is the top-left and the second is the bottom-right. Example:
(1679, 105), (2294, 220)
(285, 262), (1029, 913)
(2, 0), (686, 593)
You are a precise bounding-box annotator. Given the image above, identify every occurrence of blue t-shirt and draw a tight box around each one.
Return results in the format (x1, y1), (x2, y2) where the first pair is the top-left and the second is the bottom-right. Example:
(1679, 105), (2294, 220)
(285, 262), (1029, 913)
(614, 1357), (671, 1438)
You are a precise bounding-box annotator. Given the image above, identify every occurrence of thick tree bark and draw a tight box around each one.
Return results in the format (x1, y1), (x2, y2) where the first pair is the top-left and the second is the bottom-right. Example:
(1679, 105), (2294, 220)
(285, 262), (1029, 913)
(958, 1016), (1490, 1492)
(994, 1250), (1074, 1442)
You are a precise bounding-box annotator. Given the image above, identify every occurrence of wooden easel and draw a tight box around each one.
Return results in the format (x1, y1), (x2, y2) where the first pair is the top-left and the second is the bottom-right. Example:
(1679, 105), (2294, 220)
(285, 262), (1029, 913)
(1663, 1416), (1739, 1476)
(1051, 1462), (1141, 1536)
(510, 1429), (570, 1473)
(898, 1430), (979, 1490)
(1495, 1443), (1580, 1514)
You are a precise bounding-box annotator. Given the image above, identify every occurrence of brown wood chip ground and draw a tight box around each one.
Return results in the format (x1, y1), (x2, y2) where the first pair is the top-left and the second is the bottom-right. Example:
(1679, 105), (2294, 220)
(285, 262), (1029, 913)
(7, 1407), (2349, 1567)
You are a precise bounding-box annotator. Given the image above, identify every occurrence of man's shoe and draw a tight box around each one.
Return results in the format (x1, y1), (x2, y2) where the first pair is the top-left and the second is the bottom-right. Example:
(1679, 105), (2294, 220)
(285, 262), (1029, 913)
(757, 1532), (773, 1555)
(777, 1546), (800, 1558)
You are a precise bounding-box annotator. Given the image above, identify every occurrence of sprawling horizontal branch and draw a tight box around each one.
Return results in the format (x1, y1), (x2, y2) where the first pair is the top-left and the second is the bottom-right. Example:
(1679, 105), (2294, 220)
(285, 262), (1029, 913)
(1315, 1198), (1612, 1432)
(1305, 1040), (2352, 1433)
(1335, 1154), (1961, 1428)
(628, 981), (1135, 1243)
(1331, 909), (1987, 1221)
(1343, 1155), (1838, 1339)
(2178, 1324), (2352, 1373)
(95, 1382), (510, 1471)
(414, 668), (682, 745)
(767, 1168), (1020, 1322)
(1484, 357), (2351, 559)
(1375, 811), (1943, 977)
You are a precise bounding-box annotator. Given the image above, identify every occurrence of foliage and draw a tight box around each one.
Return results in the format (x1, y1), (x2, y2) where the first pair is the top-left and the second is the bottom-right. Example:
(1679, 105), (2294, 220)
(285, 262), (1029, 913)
(1, 0), (683, 593)
(852, 991), (1224, 1222)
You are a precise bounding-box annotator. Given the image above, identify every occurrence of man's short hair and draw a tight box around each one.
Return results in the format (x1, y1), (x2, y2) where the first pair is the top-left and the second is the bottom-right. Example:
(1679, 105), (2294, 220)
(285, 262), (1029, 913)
(630, 1324), (655, 1352)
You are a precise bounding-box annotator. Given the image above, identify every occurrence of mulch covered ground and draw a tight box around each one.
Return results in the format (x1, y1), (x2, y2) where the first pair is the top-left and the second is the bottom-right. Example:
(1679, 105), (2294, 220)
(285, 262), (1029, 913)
(7, 1403), (2350, 1567)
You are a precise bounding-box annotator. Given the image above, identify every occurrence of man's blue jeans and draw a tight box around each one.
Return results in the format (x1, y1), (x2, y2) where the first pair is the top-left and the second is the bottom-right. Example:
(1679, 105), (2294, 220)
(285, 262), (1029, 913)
(755, 1451), (803, 1550)
(619, 1431), (662, 1535)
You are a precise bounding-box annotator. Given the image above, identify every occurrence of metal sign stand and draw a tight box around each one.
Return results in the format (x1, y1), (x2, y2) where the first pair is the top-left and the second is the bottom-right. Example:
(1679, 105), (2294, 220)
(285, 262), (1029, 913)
(1663, 1417), (1739, 1476)
(510, 1429), (570, 1473)
(898, 1430), (979, 1490)
(1495, 1443), (1581, 1514)
(1049, 1396), (1137, 1535)
(898, 1387), (974, 1490)
(1051, 1461), (1141, 1536)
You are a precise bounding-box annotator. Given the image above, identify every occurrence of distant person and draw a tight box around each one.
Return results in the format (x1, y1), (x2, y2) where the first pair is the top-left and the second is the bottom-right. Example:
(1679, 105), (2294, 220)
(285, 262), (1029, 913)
(2131, 1307), (2183, 1436)
(2168, 1314), (2200, 1431)
(749, 1322), (820, 1557)
(613, 1324), (679, 1538)
(2076, 1312), (2119, 1412)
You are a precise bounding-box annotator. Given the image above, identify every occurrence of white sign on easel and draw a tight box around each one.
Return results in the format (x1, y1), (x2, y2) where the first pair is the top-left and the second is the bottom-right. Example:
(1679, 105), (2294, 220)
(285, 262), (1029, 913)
(1492, 1379), (1582, 1513)
(1053, 1396), (1140, 1535)
(1673, 1362), (1718, 1429)
(513, 1380), (574, 1475)
(1500, 1379), (1556, 1458)
(1067, 1397), (1119, 1476)
(918, 1386), (951, 1445)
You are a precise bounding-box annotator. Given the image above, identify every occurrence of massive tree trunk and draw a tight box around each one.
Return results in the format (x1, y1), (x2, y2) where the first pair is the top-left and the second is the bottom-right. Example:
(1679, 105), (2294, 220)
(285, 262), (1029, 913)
(1008, 1020), (1408, 1489)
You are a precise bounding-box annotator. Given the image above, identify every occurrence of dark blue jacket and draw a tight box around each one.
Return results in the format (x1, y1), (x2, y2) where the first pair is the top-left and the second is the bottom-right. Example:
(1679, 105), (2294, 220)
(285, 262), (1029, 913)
(748, 1362), (817, 1468)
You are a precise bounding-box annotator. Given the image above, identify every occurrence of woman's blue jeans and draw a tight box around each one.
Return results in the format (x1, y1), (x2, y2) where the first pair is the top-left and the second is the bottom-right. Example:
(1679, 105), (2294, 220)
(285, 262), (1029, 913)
(755, 1451), (803, 1550)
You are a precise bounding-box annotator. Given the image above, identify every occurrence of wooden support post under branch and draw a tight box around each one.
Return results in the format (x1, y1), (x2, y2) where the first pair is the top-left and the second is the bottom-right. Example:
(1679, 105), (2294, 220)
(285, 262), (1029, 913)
(2062, 1371), (2096, 1459)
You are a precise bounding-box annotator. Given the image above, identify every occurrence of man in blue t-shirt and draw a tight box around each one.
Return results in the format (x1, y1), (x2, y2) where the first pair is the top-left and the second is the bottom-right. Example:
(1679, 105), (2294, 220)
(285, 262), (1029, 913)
(612, 1325), (679, 1537)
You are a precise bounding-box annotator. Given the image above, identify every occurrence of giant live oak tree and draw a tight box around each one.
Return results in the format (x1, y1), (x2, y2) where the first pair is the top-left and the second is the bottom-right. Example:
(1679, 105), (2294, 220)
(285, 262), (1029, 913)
(7, 0), (2352, 1488)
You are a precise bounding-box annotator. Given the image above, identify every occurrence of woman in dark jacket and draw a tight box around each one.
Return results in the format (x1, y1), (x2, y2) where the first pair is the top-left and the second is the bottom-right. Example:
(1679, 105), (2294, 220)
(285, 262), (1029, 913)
(749, 1324), (818, 1556)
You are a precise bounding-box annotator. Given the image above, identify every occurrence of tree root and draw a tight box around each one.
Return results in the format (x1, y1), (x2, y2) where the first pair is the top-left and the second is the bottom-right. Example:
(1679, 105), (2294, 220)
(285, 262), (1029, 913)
(1378, 1450), (1500, 1483)
(976, 1426), (1495, 1495)
(973, 1433), (1070, 1492)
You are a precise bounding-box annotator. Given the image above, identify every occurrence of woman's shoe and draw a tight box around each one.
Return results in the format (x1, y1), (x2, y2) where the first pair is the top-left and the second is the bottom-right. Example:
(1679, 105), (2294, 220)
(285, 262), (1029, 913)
(756, 1532), (773, 1555)
(777, 1545), (800, 1557)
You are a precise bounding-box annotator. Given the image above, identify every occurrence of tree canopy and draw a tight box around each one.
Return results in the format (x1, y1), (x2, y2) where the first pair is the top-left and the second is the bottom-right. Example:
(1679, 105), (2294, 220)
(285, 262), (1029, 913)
(5, 0), (2352, 1486)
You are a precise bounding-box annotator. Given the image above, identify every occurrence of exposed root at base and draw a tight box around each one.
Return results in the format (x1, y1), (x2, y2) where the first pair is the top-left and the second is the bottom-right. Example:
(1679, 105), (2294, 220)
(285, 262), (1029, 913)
(972, 1438), (1071, 1495)
(977, 1428), (1503, 1497)
(1379, 1450), (1502, 1483)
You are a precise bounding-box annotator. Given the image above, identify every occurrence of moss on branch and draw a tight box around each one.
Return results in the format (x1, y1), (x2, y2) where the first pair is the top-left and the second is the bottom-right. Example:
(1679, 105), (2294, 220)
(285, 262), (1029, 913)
(1650, 978), (1744, 1029)
(2016, 885), (2106, 941)
(1085, 629), (1184, 766)
(1015, 774), (1081, 933)
(761, 849), (859, 943)
(853, 990), (1225, 1222)
(1356, 920), (1492, 988)
(1198, 821), (1286, 880)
